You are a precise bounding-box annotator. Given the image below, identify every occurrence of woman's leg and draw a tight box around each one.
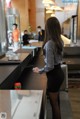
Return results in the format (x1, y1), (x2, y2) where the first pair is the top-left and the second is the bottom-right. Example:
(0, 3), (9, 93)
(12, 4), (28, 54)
(49, 92), (61, 119)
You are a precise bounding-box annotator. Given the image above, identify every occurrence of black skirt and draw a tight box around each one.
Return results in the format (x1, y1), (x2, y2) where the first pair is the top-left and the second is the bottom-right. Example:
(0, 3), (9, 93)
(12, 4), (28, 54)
(46, 64), (64, 92)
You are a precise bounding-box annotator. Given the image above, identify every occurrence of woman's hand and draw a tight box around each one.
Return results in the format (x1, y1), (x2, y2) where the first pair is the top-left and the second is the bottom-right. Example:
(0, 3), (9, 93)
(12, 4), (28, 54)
(33, 67), (40, 73)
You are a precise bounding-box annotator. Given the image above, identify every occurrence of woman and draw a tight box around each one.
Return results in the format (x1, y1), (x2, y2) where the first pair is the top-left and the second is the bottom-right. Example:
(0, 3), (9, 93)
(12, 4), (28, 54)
(33, 17), (64, 119)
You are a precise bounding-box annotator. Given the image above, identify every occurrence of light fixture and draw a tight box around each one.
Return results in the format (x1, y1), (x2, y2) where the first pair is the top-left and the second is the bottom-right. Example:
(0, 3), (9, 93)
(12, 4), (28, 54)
(42, 0), (55, 7)
(51, 13), (55, 17)
(46, 10), (53, 14)
(42, 0), (63, 11)
(42, 0), (55, 5)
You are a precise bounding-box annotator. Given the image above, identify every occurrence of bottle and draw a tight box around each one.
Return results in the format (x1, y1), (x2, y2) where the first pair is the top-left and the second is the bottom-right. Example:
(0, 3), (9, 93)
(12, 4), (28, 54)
(14, 82), (21, 90)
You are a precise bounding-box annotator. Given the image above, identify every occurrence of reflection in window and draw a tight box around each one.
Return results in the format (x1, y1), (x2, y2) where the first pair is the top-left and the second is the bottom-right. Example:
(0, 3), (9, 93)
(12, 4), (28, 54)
(0, 0), (7, 54)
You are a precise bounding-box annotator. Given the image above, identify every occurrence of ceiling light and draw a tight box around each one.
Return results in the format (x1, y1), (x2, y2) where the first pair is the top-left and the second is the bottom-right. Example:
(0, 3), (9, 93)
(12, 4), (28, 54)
(44, 3), (50, 7)
(42, 0), (55, 5)
(50, 6), (63, 11)
(46, 10), (53, 13)
(51, 13), (55, 17)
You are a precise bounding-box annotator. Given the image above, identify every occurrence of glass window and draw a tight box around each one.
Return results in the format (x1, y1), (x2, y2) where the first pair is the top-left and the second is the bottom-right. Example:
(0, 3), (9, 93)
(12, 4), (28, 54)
(0, 0), (7, 55)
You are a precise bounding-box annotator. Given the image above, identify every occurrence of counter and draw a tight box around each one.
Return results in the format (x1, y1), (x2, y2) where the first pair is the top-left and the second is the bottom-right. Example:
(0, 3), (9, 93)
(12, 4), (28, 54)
(0, 45), (38, 89)
(0, 43), (47, 119)
(0, 52), (33, 89)
(0, 90), (43, 119)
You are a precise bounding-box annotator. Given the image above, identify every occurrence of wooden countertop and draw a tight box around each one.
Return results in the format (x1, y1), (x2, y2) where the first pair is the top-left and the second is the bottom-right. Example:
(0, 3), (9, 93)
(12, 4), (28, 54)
(15, 49), (33, 53)
(19, 49), (46, 90)
(0, 53), (29, 64)
(29, 42), (43, 47)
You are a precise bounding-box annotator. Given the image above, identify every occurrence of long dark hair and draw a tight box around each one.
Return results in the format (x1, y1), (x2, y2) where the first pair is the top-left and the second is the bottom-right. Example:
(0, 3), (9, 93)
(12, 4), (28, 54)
(43, 17), (63, 55)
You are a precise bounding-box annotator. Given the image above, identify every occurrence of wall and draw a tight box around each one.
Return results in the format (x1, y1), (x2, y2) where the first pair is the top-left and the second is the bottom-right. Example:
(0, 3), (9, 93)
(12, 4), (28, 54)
(62, 19), (71, 38)
(55, 8), (77, 25)
(12, 0), (29, 32)
(55, 0), (64, 7)
(9, 0), (45, 34)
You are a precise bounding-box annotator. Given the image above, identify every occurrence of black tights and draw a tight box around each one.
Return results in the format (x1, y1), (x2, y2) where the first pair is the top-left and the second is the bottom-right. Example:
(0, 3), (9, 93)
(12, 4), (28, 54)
(49, 92), (61, 119)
